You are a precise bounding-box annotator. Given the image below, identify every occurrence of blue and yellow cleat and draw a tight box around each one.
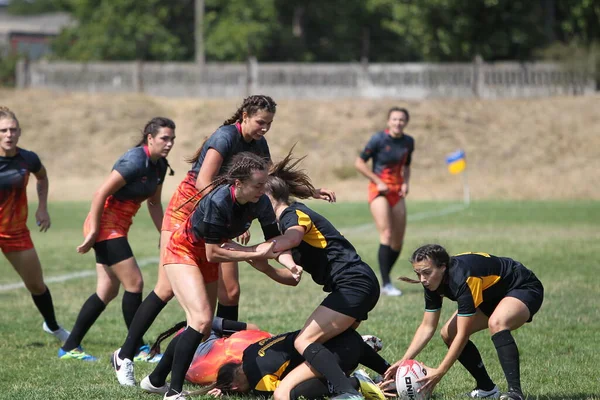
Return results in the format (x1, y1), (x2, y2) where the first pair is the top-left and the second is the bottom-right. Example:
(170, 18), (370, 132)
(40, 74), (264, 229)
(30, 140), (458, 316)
(58, 347), (98, 362)
(133, 344), (163, 363)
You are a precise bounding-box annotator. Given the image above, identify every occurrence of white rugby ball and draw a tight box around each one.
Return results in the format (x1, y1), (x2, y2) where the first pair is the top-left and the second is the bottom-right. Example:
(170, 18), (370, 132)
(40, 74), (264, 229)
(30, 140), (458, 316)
(395, 359), (430, 400)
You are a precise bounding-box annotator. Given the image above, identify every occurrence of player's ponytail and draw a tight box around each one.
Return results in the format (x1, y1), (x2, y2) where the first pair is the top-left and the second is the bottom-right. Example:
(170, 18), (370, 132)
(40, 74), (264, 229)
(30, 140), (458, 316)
(174, 151), (269, 213)
(148, 320), (186, 358)
(266, 146), (316, 204)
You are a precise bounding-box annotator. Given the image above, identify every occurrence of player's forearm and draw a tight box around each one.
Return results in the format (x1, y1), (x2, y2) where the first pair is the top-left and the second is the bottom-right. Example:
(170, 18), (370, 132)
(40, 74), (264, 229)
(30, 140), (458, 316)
(206, 243), (262, 263)
(354, 157), (382, 184)
(147, 202), (164, 232)
(402, 323), (436, 360)
(36, 176), (49, 210)
(437, 332), (469, 374)
(403, 166), (411, 185)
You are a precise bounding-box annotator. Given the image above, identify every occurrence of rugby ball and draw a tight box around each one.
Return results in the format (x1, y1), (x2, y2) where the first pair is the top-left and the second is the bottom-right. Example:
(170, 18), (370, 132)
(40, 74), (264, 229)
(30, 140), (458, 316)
(395, 359), (430, 400)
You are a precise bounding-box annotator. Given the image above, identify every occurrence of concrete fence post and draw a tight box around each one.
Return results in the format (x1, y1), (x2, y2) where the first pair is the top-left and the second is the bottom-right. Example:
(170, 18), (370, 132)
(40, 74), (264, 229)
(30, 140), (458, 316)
(16, 58), (29, 89)
(473, 54), (484, 98)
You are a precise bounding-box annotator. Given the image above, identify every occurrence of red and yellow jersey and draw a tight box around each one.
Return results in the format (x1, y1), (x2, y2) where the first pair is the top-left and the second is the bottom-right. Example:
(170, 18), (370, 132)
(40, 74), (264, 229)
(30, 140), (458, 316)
(0, 148), (42, 235)
(186, 330), (272, 385)
(85, 146), (168, 242)
(359, 130), (414, 186)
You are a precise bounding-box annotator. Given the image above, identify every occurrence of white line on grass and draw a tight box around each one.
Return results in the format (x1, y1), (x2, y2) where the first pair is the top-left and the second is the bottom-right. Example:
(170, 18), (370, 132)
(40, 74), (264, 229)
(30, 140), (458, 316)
(0, 203), (468, 292)
(0, 257), (159, 293)
(341, 202), (469, 235)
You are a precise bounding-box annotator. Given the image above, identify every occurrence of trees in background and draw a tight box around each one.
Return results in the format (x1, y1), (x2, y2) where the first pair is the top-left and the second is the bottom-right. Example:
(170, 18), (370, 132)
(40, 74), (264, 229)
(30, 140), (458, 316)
(5, 0), (600, 63)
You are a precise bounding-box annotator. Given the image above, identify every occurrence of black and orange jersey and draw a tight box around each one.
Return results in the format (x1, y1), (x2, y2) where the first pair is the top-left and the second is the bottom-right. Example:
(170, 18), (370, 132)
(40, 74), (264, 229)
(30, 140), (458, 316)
(279, 202), (363, 288)
(111, 146), (168, 202)
(189, 184), (278, 244)
(424, 252), (537, 317)
(242, 330), (304, 396)
(0, 148), (41, 233)
(359, 131), (414, 186)
(189, 123), (271, 183)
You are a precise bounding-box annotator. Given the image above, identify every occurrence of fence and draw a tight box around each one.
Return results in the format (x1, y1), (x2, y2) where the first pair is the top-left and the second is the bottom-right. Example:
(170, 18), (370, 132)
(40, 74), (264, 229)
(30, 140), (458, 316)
(16, 56), (596, 99)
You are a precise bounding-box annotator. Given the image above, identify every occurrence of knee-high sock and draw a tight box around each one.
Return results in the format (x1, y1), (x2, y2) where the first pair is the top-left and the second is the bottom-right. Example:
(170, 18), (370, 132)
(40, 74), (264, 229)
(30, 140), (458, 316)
(32, 286), (59, 331)
(216, 303), (238, 321)
(119, 290), (167, 360)
(61, 293), (106, 352)
(302, 343), (359, 395)
(378, 244), (400, 285)
(458, 340), (495, 391)
(492, 330), (522, 394)
(167, 327), (204, 396)
(149, 333), (181, 387)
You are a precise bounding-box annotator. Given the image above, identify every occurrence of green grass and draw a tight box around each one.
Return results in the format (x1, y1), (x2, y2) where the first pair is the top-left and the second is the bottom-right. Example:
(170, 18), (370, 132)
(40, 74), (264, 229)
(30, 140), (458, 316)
(0, 200), (599, 399)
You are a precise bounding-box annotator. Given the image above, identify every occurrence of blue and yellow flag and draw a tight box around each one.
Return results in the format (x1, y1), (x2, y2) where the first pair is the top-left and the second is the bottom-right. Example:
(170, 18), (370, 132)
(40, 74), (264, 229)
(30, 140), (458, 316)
(446, 150), (466, 174)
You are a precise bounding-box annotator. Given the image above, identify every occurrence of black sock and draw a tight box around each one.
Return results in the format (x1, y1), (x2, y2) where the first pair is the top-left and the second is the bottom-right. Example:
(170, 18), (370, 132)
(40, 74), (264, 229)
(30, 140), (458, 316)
(302, 343), (358, 395)
(290, 378), (333, 400)
(167, 327), (204, 396)
(216, 303), (238, 321)
(122, 291), (144, 350)
(378, 245), (401, 285)
(358, 341), (390, 375)
(119, 290), (167, 360)
(32, 286), (59, 331)
(61, 293), (106, 352)
(149, 333), (181, 387)
(458, 340), (496, 391)
(492, 330), (522, 394)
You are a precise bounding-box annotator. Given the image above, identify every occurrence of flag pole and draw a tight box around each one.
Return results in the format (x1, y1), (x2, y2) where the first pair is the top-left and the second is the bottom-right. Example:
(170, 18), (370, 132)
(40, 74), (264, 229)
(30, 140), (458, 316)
(462, 168), (470, 206)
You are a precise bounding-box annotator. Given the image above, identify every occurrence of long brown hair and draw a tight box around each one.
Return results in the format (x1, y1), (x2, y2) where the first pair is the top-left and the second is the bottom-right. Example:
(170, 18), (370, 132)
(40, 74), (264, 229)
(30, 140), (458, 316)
(175, 151), (269, 212)
(187, 95), (277, 165)
(266, 148), (316, 204)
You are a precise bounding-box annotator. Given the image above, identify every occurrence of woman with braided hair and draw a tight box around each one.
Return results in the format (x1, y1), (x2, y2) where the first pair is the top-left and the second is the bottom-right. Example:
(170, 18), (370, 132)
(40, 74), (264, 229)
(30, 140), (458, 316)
(0, 106), (70, 343)
(59, 117), (176, 362)
(229, 151), (381, 400)
(113, 95), (334, 386)
(151, 151), (302, 400)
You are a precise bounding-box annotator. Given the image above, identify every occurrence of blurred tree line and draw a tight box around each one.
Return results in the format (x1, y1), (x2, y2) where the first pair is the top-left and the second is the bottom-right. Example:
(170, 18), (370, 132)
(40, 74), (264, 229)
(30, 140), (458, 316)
(6, 0), (600, 64)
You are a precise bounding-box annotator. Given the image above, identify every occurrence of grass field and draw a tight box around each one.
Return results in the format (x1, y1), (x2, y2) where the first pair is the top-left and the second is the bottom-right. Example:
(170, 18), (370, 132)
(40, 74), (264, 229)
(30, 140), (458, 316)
(0, 200), (599, 400)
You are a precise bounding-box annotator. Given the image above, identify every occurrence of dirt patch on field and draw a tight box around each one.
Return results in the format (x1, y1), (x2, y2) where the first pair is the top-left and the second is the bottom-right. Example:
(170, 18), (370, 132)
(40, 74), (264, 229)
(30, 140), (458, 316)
(2, 89), (599, 201)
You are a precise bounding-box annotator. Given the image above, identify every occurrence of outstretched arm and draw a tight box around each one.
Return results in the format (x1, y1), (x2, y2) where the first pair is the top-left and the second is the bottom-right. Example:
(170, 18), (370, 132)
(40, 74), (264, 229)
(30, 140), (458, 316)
(247, 259), (302, 286)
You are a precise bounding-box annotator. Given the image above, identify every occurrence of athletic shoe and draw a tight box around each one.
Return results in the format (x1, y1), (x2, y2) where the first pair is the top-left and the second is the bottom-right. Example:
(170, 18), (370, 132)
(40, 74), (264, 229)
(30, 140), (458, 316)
(330, 392), (364, 400)
(361, 335), (383, 352)
(112, 349), (135, 386)
(58, 347), (97, 362)
(163, 390), (187, 400)
(467, 385), (500, 398)
(140, 375), (169, 395)
(352, 369), (386, 400)
(381, 284), (402, 297)
(499, 390), (525, 400)
(134, 344), (163, 363)
(42, 322), (70, 344)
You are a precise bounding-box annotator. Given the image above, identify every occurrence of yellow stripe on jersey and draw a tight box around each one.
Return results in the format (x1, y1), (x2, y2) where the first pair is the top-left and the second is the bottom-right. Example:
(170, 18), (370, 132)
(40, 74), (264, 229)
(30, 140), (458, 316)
(466, 275), (501, 308)
(295, 210), (327, 249)
(255, 360), (290, 392)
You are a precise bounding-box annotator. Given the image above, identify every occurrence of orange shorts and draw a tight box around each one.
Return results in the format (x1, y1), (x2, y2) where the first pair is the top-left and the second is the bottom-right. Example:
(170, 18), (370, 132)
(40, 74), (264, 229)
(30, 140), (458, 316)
(163, 227), (219, 283)
(0, 229), (34, 253)
(162, 175), (201, 232)
(83, 197), (141, 242)
(368, 182), (404, 207)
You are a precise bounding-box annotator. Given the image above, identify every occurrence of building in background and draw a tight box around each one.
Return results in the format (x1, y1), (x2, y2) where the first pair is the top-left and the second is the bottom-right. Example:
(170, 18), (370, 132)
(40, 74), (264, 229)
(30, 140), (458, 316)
(0, 1), (73, 60)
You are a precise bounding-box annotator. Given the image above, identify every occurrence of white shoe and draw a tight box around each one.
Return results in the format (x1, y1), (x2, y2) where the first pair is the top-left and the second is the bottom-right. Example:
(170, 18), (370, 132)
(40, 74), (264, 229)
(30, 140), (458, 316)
(140, 375), (169, 395)
(361, 335), (383, 352)
(112, 349), (136, 386)
(42, 322), (70, 344)
(163, 390), (187, 400)
(467, 385), (500, 398)
(381, 284), (402, 296)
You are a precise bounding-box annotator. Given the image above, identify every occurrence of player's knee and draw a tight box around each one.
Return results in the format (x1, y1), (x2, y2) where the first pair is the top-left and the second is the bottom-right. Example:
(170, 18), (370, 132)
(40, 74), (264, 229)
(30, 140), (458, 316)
(123, 276), (144, 293)
(380, 228), (392, 243)
(273, 385), (290, 400)
(26, 281), (46, 295)
(440, 326), (454, 346)
(221, 284), (240, 304)
(487, 316), (507, 334)
(153, 279), (174, 301)
(188, 315), (212, 335)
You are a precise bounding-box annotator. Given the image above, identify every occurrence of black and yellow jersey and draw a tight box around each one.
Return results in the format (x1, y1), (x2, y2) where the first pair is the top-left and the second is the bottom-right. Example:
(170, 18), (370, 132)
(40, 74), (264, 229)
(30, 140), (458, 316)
(279, 202), (363, 288)
(424, 252), (536, 317)
(241, 331), (303, 397)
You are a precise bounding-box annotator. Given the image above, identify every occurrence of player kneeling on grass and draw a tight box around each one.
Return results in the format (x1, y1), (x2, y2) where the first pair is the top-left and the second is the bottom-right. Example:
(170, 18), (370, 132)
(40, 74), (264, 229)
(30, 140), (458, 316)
(382, 244), (544, 400)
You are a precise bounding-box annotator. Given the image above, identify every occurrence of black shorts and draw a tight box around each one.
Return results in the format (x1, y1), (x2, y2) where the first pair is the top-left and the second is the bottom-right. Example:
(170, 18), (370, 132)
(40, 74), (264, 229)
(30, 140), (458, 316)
(321, 262), (380, 321)
(479, 273), (544, 322)
(93, 237), (134, 267)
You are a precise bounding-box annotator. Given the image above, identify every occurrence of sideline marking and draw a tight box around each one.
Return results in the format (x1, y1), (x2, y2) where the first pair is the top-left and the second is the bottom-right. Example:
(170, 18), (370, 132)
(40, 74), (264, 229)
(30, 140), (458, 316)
(0, 257), (159, 293)
(0, 204), (468, 292)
